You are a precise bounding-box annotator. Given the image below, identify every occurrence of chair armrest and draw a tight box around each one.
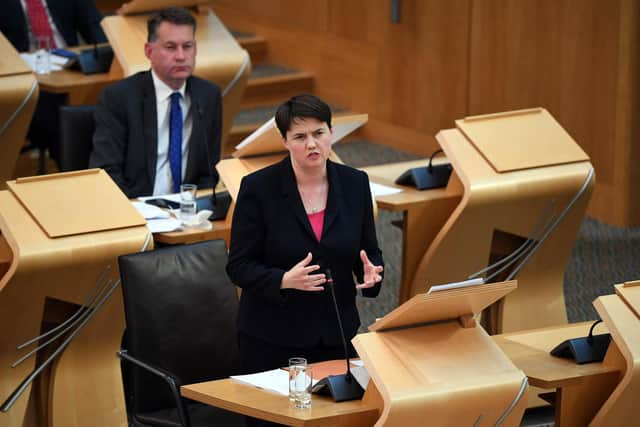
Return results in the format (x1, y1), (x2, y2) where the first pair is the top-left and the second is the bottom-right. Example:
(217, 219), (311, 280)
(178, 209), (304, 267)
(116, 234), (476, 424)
(117, 349), (190, 427)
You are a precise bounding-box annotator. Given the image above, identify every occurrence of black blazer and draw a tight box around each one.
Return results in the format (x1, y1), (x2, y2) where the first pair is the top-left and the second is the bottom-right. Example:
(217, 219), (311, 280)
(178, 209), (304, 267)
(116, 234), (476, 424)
(89, 71), (221, 198)
(226, 157), (384, 348)
(1, 0), (106, 52)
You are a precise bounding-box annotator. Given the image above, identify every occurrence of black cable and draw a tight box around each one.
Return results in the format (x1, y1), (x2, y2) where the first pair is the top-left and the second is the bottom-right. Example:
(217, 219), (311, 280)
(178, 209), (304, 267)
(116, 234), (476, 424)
(588, 319), (603, 344)
(427, 149), (444, 172)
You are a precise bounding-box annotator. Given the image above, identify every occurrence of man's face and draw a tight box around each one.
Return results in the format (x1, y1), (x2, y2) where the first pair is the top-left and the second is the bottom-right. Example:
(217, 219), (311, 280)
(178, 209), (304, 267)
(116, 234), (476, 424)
(145, 22), (196, 90)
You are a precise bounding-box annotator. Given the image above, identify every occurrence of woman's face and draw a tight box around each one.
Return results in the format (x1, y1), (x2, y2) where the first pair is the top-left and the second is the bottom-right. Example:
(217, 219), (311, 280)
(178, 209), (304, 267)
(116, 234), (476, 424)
(283, 117), (333, 172)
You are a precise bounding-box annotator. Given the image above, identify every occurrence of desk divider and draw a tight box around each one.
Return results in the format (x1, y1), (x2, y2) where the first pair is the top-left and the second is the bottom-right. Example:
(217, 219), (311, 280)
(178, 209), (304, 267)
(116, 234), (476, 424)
(353, 280), (527, 426)
(7, 169), (145, 238)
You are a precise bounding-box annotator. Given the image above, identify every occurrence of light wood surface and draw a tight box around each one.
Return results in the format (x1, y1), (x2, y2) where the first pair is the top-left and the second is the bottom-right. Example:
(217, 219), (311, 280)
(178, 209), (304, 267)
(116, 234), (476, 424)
(0, 35), (31, 77)
(211, 0), (640, 226)
(118, 0), (208, 15)
(456, 108), (588, 172)
(0, 32), (39, 189)
(428, 126), (592, 332)
(591, 287), (640, 426)
(218, 151), (343, 201)
(101, 8), (251, 151)
(353, 282), (526, 427)
(616, 283), (640, 318)
(369, 280), (516, 332)
(35, 59), (121, 105)
(211, 0), (469, 157)
(7, 169), (145, 238)
(233, 114), (368, 158)
(182, 379), (379, 426)
(0, 189), (150, 426)
(494, 321), (621, 427)
(467, 0), (640, 226)
(363, 109), (592, 334)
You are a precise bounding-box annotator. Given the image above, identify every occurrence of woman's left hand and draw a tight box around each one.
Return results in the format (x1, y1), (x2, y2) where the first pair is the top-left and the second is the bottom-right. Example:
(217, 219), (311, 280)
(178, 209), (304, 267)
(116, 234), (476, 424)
(356, 250), (384, 289)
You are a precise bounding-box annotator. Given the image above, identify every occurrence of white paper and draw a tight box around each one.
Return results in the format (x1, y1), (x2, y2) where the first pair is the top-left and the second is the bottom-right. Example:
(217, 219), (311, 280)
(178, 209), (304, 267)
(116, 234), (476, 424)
(235, 117), (276, 150)
(131, 201), (170, 220)
(427, 277), (485, 294)
(230, 368), (290, 396)
(351, 365), (370, 390)
(19, 52), (64, 72)
(146, 218), (182, 233)
(369, 181), (403, 197)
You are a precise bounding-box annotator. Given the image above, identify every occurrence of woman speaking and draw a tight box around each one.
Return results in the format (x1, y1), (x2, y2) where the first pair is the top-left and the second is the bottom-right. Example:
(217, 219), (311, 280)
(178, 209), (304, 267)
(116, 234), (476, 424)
(226, 94), (384, 378)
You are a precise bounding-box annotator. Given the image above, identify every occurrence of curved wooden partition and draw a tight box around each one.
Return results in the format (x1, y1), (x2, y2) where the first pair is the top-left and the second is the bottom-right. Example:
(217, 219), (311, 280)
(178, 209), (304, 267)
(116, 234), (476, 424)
(0, 177), (150, 426)
(353, 281), (527, 426)
(408, 109), (594, 333)
(590, 283), (640, 426)
(0, 33), (39, 189)
(101, 5), (251, 153)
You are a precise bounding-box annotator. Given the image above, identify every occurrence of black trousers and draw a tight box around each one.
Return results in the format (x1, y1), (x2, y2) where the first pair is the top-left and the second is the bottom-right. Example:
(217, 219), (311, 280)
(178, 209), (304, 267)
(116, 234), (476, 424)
(238, 331), (358, 427)
(28, 91), (66, 165)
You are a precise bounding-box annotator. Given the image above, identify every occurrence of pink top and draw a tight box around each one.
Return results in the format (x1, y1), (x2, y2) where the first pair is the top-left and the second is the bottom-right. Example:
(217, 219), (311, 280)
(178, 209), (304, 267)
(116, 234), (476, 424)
(307, 210), (325, 242)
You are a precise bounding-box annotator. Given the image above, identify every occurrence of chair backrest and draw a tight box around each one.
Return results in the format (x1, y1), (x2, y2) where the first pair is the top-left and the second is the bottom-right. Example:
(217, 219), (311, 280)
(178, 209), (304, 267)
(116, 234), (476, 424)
(58, 105), (95, 172)
(118, 239), (240, 414)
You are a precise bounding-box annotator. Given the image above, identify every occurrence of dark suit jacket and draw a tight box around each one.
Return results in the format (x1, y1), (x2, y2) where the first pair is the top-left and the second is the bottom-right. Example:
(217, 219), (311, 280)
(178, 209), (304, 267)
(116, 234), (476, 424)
(89, 71), (221, 198)
(226, 157), (384, 349)
(1, 0), (106, 52)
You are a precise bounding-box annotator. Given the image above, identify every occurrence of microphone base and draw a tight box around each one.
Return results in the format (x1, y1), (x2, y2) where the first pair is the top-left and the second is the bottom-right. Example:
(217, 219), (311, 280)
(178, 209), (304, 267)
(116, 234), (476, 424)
(395, 164), (452, 190)
(312, 374), (364, 402)
(550, 333), (611, 364)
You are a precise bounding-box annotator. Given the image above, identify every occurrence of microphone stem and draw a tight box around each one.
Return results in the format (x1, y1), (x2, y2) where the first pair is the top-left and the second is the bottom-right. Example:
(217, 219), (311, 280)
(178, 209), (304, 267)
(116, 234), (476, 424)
(326, 273), (352, 379)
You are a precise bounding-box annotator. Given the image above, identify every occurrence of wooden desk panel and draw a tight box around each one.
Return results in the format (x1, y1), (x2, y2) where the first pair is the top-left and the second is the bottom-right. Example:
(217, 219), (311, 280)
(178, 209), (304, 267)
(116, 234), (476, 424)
(182, 379), (379, 427)
(494, 322), (622, 427)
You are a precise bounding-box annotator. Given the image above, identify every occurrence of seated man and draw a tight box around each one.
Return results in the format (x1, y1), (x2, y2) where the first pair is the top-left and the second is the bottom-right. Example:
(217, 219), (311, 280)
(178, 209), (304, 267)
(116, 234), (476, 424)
(1, 0), (107, 170)
(89, 7), (221, 198)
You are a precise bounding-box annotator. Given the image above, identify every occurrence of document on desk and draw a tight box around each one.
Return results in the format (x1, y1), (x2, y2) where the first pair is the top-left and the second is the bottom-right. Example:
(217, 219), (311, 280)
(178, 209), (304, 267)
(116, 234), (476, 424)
(230, 368), (290, 395)
(131, 201), (182, 233)
(370, 181), (403, 197)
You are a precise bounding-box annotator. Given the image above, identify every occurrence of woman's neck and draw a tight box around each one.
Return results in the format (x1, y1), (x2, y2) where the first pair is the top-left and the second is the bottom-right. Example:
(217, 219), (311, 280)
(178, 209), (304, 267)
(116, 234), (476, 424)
(291, 160), (327, 187)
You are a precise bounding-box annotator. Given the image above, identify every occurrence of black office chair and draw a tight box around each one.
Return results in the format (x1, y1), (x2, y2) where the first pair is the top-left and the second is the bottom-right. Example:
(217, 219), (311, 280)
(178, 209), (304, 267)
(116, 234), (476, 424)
(58, 105), (95, 172)
(118, 240), (244, 427)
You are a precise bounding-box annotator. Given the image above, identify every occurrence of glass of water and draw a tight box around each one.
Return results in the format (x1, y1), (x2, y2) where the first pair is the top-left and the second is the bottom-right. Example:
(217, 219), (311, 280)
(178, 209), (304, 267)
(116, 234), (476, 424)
(288, 357), (307, 402)
(32, 36), (51, 74)
(289, 363), (312, 409)
(179, 183), (197, 224)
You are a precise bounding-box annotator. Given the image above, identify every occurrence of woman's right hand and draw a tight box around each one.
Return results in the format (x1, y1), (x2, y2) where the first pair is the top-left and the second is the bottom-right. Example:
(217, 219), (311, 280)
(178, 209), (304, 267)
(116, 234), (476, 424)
(281, 252), (326, 291)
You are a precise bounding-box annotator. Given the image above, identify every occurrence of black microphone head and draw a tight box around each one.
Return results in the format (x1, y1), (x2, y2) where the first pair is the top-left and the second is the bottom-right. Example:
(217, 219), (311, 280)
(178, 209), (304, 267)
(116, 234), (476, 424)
(325, 268), (333, 284)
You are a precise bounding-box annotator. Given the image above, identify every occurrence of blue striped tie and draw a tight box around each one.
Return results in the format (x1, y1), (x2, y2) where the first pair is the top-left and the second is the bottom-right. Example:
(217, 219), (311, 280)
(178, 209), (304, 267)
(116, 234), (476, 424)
(169, 92), (183, 193)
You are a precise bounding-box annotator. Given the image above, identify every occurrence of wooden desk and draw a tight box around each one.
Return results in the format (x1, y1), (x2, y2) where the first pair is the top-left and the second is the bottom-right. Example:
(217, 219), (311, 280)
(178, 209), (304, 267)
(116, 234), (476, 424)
(182, 379), (379, 427)
(362, 159), (462, 303)
(153, 218), (231, 245)
(494, 322), (621, 427)
(150, 190), (233, 246)
(35, 46), (121, 105)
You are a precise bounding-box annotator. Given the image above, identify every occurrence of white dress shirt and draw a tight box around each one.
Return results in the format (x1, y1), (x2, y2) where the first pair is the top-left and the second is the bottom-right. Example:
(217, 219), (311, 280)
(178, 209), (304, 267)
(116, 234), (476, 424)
(150, 70), (193, 196)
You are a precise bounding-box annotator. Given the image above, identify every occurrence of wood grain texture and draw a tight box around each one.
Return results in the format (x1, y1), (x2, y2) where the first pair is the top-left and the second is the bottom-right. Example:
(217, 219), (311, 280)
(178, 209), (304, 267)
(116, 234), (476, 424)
(0, 32), (39, 190)
(0, 191), (150, 427)
(211, 0), (640, 225)
(211, 0), (470, 157)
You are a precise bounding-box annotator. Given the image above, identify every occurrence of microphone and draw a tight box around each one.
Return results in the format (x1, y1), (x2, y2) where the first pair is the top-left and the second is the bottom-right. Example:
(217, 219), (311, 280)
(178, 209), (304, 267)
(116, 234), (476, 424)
(312, 269), (365, 401)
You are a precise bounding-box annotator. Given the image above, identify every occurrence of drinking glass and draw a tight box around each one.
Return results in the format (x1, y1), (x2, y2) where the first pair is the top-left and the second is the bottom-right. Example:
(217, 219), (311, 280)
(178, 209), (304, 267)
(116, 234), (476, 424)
(32, 36), (51, 74)
(289, 363), (312, 409)
(288, 357), (307, 402)
(179, 184), (197, 224)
